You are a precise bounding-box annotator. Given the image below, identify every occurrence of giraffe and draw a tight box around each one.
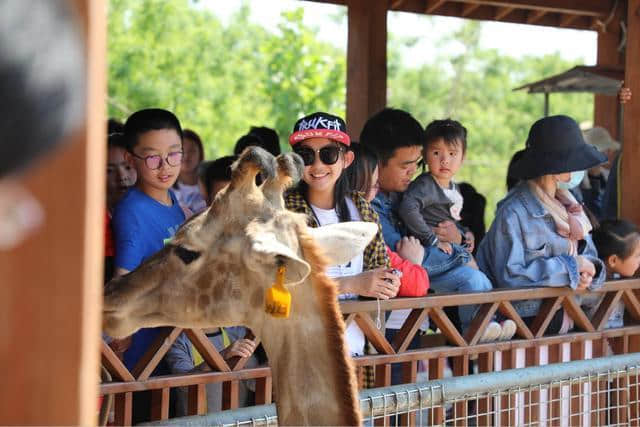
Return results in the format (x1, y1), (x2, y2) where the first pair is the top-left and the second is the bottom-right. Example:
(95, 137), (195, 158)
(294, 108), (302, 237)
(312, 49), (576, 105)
(103, 147), (378, 426)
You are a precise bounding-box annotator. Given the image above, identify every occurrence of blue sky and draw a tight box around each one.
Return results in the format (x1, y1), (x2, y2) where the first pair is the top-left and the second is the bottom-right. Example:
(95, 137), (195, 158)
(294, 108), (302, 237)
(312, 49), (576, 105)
(206, 0), (597, 67)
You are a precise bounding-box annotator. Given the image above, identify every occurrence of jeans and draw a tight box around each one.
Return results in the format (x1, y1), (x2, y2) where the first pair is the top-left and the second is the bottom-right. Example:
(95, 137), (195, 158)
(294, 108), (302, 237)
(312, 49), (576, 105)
(428, 264), (493, 332)
(422, 242), (470, 277)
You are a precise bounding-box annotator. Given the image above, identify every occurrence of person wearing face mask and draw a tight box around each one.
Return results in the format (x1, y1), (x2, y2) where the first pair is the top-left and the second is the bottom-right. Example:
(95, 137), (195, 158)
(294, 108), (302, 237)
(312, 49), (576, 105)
(477, 115), (608, 334)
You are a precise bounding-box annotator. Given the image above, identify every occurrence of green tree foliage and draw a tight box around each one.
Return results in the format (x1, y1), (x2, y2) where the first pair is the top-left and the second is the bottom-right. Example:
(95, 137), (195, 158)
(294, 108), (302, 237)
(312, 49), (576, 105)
(108, 0), (345, 157)
(108, 2), (594, 223)
(388, 19), (593, 222)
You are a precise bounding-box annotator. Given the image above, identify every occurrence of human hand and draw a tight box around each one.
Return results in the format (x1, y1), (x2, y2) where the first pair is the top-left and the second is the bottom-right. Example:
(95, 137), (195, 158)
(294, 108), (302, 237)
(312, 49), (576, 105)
(437, 241), (453, 255)
(396, 236), (424, 265)
(619, 85), (632, 104)
(345, 268), (400, 299)
(434, 220), (462, 244)
(576, 256), (595, 289)
(109, 336), (132, 358)
(464, 231), (475, 253)
(221, 339), (257, 360)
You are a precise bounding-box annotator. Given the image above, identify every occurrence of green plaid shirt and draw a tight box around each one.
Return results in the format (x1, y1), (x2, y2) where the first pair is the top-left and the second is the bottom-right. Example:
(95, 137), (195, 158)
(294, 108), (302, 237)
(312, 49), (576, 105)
(285, 189), (389, 270)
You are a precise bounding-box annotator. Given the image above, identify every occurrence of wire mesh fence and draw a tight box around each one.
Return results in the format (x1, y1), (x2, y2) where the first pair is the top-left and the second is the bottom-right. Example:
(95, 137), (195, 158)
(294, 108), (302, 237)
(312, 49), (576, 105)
(144, 353), (640, 426)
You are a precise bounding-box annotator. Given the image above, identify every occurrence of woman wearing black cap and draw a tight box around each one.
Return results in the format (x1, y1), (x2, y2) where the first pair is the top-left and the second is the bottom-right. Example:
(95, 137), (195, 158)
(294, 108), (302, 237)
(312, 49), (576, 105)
(476, 115), (608, 333)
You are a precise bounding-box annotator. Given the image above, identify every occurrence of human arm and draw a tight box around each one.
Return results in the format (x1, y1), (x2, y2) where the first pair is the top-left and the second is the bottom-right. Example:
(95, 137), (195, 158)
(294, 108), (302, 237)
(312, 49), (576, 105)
(336, 268), (400, 299)
(112, 204), (145, 272)
(387, 246), (429, 297)
(398, 178), (439, 246)
(370, 195), (404, 250)
(484, 212), (581, 289)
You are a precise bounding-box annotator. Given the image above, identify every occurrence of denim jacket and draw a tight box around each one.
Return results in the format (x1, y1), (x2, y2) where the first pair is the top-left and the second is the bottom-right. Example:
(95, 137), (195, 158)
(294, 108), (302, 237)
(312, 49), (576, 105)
(371, 192), (405, 251)
(476, 182), (605, 318)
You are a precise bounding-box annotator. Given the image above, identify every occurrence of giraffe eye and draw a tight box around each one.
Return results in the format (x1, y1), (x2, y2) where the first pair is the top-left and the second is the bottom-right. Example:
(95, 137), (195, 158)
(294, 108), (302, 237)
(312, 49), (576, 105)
(174, 246), (201, 264)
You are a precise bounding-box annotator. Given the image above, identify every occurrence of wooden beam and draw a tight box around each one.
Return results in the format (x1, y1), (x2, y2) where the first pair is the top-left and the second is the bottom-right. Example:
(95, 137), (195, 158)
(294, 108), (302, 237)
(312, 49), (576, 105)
(594, 2), (624, 139)
(425, 0), (448, 14)
(526, 9), (547, 24)
(558, 13), (578, 27)
(0, 0), (105, 425)
(346, 0), (387, 138)
(621, 0), (640, 225)
(495, 6), (514, 20)
(461, 2), (481, 16)
(426, 0), (610, 16)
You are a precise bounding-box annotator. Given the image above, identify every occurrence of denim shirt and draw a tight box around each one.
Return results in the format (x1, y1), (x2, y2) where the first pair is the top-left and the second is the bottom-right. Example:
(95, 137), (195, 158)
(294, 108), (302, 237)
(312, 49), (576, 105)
(371, 192), (405, 250)
(476, 182), (605, 317)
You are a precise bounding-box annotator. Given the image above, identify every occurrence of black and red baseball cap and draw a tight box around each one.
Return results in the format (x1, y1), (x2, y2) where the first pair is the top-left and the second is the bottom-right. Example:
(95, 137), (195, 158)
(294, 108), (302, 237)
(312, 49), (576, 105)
(289, 112), (351, 146)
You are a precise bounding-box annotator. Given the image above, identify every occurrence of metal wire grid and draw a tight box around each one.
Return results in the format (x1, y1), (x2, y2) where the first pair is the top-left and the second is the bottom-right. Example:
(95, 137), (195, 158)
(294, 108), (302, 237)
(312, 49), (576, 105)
(363, 366), (640, 427)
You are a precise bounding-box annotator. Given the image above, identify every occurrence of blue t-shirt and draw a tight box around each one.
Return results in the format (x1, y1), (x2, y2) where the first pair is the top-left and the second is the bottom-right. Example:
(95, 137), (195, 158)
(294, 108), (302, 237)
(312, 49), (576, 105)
(112, 187), (185, 271)
(111, 187), (185, 371)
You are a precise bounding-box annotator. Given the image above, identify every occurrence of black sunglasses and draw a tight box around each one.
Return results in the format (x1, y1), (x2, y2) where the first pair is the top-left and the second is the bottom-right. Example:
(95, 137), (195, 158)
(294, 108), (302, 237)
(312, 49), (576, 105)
(293, 145), (342, 166)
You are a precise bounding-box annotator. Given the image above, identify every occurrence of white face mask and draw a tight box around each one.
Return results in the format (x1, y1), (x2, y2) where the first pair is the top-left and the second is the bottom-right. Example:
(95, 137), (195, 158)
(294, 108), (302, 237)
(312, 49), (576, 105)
(557, 170), (585, 190)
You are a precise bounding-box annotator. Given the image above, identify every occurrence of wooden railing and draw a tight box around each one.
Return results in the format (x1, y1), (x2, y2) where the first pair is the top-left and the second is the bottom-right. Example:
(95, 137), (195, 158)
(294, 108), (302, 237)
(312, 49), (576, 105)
(100, 279), (640, 425)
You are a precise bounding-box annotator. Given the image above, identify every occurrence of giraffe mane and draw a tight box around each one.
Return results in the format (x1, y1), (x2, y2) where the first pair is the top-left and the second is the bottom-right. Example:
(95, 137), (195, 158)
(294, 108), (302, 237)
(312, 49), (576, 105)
(297, 227), (362, 426)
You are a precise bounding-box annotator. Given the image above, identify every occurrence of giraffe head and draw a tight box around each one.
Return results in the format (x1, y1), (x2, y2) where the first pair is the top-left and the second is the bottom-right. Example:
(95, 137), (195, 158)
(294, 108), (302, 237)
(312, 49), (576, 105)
(103, 146), (377, 338)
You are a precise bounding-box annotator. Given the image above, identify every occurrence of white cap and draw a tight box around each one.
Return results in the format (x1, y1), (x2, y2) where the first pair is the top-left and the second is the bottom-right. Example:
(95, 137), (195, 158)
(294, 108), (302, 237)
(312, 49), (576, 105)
(583, 127), (620, 152)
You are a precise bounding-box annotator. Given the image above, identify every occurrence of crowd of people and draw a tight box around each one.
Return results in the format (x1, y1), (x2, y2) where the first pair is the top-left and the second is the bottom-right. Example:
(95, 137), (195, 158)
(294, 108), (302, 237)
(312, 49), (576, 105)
(103, 93), (639, 418)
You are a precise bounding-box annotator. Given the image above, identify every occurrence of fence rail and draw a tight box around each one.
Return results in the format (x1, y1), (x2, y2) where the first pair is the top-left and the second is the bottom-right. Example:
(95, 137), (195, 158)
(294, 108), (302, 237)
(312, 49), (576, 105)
(100, 278), (640, 425)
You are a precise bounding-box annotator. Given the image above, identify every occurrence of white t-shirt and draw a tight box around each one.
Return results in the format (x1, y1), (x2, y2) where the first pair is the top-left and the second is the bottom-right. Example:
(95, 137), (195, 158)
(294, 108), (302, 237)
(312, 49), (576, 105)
(311, 198), (366, 356)
(441, 183), (463, 221)
(386, 309), (430, 331)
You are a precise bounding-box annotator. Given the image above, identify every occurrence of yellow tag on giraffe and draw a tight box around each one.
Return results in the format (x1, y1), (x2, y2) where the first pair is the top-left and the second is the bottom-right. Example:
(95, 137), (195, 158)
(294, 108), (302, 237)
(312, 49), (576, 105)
(265, 265), (291, 318)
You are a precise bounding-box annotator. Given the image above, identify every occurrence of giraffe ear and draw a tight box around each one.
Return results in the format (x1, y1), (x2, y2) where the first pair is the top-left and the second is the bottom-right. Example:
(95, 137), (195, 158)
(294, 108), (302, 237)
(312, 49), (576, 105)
(249, 231), (311, 285)
(307, 222), (378, 265)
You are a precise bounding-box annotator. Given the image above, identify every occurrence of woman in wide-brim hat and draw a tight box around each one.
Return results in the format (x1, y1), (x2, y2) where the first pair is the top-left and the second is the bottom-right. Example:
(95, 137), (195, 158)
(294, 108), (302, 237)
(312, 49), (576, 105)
(476, 115), (608, 333)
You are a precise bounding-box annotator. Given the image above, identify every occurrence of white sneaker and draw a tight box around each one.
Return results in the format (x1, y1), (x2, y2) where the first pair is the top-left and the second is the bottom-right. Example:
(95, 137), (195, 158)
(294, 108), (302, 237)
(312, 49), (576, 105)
(478, 321), (501, 343)
(498, 319), (517, 341)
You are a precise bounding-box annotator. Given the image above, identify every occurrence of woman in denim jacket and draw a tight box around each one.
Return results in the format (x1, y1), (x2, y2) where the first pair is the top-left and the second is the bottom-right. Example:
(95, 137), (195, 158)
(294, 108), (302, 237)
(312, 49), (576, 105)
(477, 115), (607, 332)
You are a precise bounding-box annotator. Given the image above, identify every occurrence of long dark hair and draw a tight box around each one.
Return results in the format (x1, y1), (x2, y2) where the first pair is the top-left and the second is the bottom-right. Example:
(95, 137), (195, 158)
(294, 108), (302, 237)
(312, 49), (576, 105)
(297, 141), (353, 223)
(346, 142), (378, 195)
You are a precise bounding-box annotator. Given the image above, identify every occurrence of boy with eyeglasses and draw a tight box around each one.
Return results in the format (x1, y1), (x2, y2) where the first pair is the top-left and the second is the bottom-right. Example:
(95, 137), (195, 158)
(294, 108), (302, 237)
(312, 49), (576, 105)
(110, 109), (187, 404)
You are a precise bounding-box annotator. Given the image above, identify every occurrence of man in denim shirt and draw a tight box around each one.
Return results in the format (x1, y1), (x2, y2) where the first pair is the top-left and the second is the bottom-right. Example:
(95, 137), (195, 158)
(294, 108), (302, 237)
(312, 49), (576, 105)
(360, 108), (498, 338)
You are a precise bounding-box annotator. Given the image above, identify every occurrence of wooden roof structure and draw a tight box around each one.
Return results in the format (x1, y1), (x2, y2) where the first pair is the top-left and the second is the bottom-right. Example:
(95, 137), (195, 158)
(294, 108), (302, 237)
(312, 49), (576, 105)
(2, 1), (639, 425)
(515, 65), (625, 95)
(307, 0), (619, 31)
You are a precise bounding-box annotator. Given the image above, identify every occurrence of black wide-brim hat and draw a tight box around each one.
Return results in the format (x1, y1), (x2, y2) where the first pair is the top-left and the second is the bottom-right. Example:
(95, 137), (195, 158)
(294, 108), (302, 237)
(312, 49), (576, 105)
(512, 115), (607, 180)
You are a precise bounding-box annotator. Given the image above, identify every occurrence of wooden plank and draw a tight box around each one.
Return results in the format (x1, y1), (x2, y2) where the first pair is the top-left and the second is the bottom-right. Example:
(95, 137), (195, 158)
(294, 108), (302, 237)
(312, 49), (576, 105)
(494, 6), (514, 20)
(0, 0), (105, 424)
(187, 384), (207, 416)
(425, 0), (448, 13)
(114, 392), (133, 426)
(461, 2), (481, 16)
(592, 291), (623, 331)
(621, 0), (640, 224)
(355, 312), (396, 355)
(432, 0), (610, 16)
(464, 302), (498, 345)
(499, 349), (517, 427)
(398, 360), (418, 426)
(453, 355), (469, 425)
(498, 300), (534, 339)
(562, 295), (595, 333)
(255, 376), (273, 405)
(150, 388), (170, 421)
(531, 297), (564, 338)
(101, 340), (135, 382)
(570, 342), (585, 426)
(524, 346), (541, 425)
(132, 327), (182, 380)
(222, 381), (240, 410)
(525, 9), (547, 23)
(185, 329), (230, 372)
(622, 289), (640, 321)
(558, 13), (578, 27)
(429, 307), (467, 347)
(477, 352), (494, 426)
(346, 0), (387, 137)
(391, 308), (430, 353)
(428, 358), (445, 424)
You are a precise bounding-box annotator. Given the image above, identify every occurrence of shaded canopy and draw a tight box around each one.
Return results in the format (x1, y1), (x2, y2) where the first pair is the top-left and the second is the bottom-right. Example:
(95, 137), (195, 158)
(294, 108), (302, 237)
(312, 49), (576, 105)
(514, 65), (624, 95)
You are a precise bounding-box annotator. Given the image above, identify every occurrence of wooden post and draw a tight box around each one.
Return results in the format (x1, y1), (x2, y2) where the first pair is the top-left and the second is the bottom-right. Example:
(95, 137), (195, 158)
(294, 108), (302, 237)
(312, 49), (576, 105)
(346, 0), (388, 138)
(621, 0), (640, 225)
(0, 0), (105, 424)
(593, 2), (624, 138)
